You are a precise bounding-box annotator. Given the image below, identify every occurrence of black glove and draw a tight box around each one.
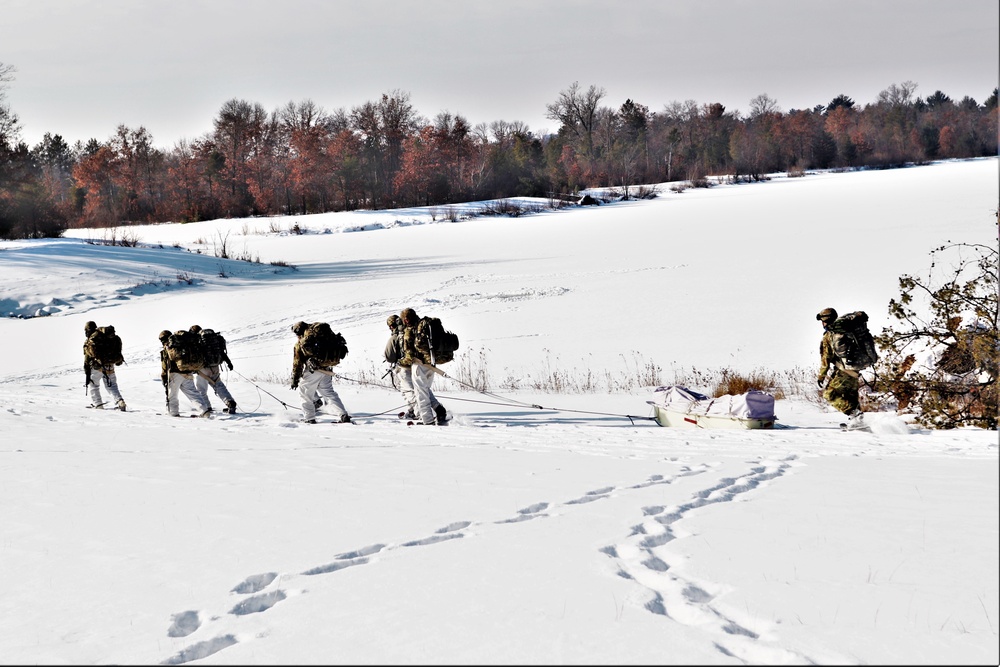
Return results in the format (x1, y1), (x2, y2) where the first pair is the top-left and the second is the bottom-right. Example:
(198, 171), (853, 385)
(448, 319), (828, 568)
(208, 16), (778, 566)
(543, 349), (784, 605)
(817, 377), (826, 389)
(226, 361), (234, 371)
(291, 380), (299, 390)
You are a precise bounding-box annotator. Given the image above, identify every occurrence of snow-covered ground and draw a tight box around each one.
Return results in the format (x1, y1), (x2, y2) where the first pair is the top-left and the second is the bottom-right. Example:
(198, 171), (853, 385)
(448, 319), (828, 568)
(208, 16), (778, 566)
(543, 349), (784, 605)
(1, 158), (997, 665)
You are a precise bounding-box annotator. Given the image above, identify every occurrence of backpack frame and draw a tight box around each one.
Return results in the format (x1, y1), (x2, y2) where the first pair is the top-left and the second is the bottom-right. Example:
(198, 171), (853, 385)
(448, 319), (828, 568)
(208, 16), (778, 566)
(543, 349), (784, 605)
(85, 326), (123, 368)
(166, 329), (206, 372)
(828, 311), (879, 372)
(301, 322), (348, 366)
(417, 317), (459, 365)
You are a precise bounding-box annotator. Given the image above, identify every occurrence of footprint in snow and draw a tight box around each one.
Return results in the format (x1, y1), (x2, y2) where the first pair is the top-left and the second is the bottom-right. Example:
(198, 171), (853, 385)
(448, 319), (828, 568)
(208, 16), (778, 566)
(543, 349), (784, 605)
(166, 610), (200, 638)
(162, 635), (238, 665)
(231, 572), (277, 594)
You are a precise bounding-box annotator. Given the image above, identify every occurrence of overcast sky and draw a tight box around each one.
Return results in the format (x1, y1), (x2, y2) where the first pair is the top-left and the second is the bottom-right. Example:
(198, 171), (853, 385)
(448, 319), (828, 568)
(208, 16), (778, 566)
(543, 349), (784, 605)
(3, 0), (998, 149)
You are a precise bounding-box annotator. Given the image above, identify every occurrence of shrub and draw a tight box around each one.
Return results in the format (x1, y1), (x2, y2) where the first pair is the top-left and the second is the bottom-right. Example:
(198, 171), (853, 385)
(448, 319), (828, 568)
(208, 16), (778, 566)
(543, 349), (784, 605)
(873, 219), (998, 429)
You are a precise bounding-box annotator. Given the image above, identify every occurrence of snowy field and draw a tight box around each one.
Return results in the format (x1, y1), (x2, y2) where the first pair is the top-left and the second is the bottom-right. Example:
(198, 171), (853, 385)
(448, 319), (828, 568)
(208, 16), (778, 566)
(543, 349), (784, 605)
(0, 158), (997, 665)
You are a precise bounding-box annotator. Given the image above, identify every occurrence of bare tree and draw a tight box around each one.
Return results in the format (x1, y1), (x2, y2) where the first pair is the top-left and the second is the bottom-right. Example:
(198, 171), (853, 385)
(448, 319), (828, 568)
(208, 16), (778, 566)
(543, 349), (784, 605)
(546, 81), (606, 160)
(0, 62), (20, 147)
(748, 93), (781, 119)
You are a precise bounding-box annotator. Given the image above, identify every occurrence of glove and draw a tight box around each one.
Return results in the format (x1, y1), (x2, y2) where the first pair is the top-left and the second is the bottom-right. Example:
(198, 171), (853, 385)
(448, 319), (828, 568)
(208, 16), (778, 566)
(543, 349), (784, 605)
(817, 377), (826, 389)
(291, 380), (299, 390)
(226, 361), (234, 371)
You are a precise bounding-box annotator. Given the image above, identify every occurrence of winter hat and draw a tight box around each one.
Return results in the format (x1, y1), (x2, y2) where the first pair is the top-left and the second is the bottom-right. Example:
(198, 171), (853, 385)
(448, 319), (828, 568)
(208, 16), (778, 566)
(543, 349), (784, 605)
(816, 308), (838, 323)
(84, 321), (97, 337)
(387, 314), (401, 328)
(189, 324), (202, 333)
(291, 321), (308, 336)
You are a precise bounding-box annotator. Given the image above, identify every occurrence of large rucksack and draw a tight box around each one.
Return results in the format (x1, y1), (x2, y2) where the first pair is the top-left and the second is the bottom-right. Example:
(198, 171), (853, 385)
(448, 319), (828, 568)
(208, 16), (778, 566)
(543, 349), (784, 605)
(416, 316), (460, 365)
(300, 322), (348, 366)
(828, 311), (879, 372)
(166, 329), (206, 372)
(85, 326), (123, 368)
(200, 329), (227, 367)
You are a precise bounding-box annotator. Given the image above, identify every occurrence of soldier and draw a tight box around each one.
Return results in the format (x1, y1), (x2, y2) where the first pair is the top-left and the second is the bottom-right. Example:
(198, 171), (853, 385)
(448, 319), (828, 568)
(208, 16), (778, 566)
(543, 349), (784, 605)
(385, 314), (417, 420)
(817, 307), (864, 429)
(189, 325), (238, 414)
(398, 308), (449, 425)
(83, 320), (127, 411)
(290, 321), (351, 424)
(159, 329), (212, 418)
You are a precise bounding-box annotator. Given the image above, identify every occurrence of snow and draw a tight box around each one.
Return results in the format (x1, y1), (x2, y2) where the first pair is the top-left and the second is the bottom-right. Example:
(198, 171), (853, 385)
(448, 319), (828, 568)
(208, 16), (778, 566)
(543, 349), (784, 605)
(1, 158), (997, 665)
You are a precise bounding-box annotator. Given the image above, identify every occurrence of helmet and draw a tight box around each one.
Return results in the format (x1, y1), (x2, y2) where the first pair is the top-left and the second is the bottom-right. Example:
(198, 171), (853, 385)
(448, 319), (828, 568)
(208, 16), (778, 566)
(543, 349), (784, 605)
(158, 330), (172, 343)
(189, 324), (202, 333)
(291, 321), (308, 336)
(84, 321), (97, 337)
(816, 307), (838, 323)
(387, 314), (401, 328)
(400, 308), (418, 325)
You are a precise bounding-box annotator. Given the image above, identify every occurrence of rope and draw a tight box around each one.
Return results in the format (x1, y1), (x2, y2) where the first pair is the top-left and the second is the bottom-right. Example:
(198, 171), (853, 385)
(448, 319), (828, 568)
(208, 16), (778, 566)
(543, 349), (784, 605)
(233, 370), (296, 410)
(329, 364), (656, 425)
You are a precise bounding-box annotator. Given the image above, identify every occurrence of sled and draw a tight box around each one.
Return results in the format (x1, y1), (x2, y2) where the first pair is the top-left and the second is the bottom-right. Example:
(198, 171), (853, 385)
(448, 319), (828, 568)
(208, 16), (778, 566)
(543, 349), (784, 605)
(646, 385), (776, 430)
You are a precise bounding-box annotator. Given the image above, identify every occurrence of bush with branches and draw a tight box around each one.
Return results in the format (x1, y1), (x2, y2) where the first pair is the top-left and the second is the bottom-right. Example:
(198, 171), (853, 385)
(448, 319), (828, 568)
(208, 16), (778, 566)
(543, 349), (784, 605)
(873, 218), (998, 429)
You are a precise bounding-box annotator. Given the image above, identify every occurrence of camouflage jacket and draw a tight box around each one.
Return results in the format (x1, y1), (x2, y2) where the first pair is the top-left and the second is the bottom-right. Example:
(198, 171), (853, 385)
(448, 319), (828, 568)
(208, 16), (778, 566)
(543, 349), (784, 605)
(290, 340), (328, 386)
(819, 331), (858, 380)
(160, 348), (173, 385)
(384, 328), (403, 365)
(398, 323), (430, 366)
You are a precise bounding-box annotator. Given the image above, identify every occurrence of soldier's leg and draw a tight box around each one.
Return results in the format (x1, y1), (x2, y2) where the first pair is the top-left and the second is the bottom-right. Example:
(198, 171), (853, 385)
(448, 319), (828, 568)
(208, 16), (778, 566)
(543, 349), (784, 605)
(179, 374), (211, 414)
(395, 364), (417, 416)
(412, 364), (437, 425)
(299, 369), (321, 421)
(167, 372), (184, 416)
(317, 373), (348, 419)
(88, 372), (104, 407)
(825, 372), (861, 414)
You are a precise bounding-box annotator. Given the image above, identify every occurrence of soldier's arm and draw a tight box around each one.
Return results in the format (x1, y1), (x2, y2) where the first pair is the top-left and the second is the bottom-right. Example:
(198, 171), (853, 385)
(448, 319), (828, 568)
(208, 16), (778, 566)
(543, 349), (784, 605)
(818, 335), (833, 381)
(291, 346), (303, 387)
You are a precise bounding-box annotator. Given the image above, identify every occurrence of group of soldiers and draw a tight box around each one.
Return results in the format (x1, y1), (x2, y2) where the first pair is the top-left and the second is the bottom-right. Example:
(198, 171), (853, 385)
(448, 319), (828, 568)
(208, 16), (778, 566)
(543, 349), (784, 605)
(85, 308), (867, 427)
(157, 325), (237, 418)
(82, 306), (451, 425)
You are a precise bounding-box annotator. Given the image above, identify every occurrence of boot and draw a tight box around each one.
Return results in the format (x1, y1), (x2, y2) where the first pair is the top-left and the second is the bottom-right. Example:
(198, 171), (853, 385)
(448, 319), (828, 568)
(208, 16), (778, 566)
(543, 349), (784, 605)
(339, 413), (352, 423)
(434, 404), (448, 423)
(116, 399), (127, 412)
(225, 399), (237, 414)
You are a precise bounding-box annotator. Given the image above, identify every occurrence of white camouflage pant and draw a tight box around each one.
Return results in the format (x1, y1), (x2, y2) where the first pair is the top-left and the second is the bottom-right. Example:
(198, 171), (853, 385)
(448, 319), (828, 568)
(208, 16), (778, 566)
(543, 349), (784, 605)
(298, 367), (348, 421)
(394, 364), (416, 414)
(167, 371), (211, 417)
(410, 363), (439, 425)
(88, 367), (123, 408)
(194, 365), (235, 406)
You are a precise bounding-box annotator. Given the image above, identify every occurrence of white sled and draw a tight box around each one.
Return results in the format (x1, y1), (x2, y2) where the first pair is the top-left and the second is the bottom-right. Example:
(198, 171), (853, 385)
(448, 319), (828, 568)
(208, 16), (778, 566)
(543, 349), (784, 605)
(646, 385), (776, 430)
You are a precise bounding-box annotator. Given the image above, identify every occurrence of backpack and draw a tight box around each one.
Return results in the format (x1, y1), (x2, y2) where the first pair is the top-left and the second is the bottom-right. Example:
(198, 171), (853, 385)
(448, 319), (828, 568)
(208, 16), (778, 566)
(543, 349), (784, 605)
(165, 329), (206, 372)
(85, 326), (123, 368)
(828, 311), (879, 372)
(416, 316), (460, 365)
(300, 322), (349, 366)
(200, 329), (227, 367)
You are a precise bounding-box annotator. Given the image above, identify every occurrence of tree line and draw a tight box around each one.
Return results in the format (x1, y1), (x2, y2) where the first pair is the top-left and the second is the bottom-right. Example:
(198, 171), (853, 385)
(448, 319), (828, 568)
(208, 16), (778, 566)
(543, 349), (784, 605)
(1, 65), (997, 239)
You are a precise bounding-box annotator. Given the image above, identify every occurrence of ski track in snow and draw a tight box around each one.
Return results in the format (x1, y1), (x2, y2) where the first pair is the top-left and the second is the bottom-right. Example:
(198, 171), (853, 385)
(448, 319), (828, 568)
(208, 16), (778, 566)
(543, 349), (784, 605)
(158, 457), (826, 665)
